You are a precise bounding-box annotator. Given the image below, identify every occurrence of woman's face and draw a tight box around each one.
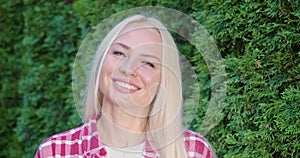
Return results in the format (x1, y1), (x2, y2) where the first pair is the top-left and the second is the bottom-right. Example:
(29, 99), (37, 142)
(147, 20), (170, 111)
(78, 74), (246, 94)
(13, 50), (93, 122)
(99, 26), (162, 110)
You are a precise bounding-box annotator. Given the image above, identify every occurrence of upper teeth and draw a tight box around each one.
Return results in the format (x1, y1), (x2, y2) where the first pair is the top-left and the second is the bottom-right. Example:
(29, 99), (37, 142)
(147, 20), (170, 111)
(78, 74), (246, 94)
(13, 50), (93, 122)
(115, 81), (138, 90)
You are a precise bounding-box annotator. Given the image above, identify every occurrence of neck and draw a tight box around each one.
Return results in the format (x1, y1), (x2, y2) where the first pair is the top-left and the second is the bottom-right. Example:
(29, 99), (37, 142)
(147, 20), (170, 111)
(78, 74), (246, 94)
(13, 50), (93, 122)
(96, 98), (149, 148)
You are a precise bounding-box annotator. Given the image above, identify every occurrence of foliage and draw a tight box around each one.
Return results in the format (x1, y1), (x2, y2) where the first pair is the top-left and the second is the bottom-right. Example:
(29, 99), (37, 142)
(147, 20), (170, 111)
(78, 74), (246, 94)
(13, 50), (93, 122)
(192, 0), (300, 157)
(1, 0), (299, 157)
(1, 1), (82, 157)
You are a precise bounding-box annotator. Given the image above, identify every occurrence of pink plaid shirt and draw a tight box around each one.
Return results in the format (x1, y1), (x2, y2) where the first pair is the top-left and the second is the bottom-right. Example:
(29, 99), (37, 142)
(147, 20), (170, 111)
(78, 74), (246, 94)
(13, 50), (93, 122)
(35, 115), (215, 158)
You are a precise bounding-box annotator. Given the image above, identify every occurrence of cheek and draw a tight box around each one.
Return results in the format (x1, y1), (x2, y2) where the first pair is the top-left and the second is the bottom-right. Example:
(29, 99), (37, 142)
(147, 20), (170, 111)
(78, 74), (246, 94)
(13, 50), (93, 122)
(99, 56), (118, 90)
(140, 69), (161, 87)
(144, 71), (161, 99)
(101, 55), (118, 75)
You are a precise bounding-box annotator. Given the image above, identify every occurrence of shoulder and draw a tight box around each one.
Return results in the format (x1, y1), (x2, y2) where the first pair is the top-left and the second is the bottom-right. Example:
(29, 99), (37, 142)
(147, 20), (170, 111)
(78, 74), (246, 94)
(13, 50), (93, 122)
(34, 124), (85, 158)
(184, 130), (215, 158)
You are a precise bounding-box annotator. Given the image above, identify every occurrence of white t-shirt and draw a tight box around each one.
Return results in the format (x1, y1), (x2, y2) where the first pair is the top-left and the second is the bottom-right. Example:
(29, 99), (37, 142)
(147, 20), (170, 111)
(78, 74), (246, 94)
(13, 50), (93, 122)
(106, 142), (145, 158)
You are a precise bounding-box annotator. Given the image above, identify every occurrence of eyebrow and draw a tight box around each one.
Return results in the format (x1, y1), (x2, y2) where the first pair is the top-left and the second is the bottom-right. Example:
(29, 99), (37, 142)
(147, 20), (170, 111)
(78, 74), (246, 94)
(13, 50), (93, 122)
(141, 54), (161, 62)
(112, 42), (161, 62)
(112, 42), (130, 49)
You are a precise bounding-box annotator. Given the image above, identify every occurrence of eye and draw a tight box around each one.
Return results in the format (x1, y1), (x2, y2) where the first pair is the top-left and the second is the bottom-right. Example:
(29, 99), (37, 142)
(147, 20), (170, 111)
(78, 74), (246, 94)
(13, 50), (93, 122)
(112, 51), (126, 57)
(142, 61), (155, 68)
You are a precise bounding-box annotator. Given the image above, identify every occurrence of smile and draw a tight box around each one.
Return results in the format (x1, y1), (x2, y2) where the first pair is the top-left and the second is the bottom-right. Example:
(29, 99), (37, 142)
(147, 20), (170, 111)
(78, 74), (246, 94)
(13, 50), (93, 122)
(115, 80), (140, 90)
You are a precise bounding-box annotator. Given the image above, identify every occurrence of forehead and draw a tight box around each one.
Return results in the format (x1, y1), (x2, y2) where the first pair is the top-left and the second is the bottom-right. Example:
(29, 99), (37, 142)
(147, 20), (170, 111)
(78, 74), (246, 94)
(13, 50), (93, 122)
(114, 24), (162, 48)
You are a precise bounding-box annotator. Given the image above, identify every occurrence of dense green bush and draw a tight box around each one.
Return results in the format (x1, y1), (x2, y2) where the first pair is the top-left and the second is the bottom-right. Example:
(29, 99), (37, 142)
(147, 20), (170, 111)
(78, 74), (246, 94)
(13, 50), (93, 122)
(1, 0), (299, 157)
(192, 0), (300, 157)
(1, 1), (25, 156)
(1, 1), (82, 157)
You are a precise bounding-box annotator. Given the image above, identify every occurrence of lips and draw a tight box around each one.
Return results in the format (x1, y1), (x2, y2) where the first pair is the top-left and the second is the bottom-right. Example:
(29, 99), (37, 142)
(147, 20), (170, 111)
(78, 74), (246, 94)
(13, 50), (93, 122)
(113, 79), (141, 93)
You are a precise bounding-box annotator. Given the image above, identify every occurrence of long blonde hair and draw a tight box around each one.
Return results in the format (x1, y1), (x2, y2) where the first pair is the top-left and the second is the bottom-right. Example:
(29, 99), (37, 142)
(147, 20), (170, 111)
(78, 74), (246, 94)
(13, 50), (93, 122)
(84, 14), (187, 157)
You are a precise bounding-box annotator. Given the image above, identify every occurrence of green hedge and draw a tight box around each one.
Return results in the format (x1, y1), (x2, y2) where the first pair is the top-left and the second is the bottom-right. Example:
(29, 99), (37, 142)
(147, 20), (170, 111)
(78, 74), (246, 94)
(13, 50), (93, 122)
(192, 1), (300, 157)
(1, 1), (82, 157)
(1, 0), (299, 157)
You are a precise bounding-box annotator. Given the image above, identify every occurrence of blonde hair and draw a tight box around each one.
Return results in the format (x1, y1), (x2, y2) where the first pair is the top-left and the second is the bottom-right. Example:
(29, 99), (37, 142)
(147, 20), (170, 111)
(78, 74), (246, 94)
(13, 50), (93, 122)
(84, 15), (187, 157)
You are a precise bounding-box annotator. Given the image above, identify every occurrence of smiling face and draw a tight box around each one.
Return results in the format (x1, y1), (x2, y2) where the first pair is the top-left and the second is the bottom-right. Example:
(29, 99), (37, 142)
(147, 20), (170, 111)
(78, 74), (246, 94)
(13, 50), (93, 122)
(99, 24), (162, 113)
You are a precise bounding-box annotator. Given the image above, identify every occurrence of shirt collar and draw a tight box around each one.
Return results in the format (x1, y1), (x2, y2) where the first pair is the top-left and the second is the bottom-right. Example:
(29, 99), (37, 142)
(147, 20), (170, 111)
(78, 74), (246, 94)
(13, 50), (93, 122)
(83, 114), (159, 158)
(143, 140), (160, 157)
(82, 114), (106, 157)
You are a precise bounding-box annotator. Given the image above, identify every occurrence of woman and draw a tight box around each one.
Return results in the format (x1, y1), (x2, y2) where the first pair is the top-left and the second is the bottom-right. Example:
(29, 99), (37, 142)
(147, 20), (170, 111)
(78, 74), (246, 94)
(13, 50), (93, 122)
(35, 14), (215, 158)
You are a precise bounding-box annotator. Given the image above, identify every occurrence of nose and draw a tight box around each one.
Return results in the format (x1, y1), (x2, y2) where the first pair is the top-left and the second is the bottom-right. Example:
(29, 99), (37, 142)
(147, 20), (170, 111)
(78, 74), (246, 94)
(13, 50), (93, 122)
(119, 60), (138, 77)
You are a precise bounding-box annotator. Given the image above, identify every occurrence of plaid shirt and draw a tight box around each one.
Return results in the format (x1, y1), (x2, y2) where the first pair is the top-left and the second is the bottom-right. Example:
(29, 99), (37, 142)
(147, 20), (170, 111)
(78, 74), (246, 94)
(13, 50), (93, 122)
(35, 115), (215, 158)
